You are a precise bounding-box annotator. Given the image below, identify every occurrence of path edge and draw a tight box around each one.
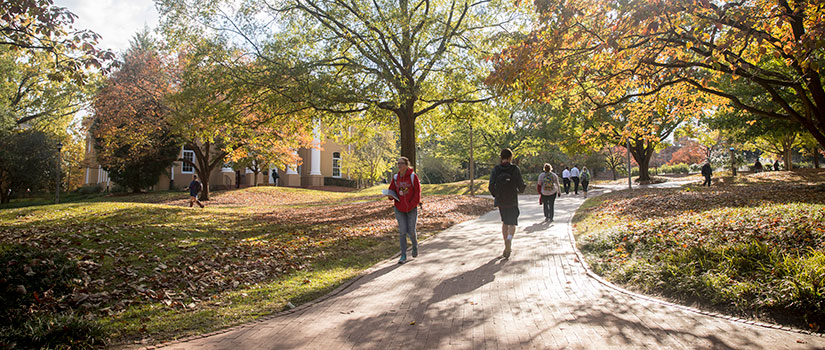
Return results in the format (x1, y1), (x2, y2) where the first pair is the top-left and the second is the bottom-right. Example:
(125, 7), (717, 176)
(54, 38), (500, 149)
(565, 189), (825, 339)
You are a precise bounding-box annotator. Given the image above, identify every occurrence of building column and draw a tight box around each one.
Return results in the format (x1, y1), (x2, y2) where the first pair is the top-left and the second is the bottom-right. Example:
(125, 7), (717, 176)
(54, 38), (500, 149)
(84, 167), (90, 184)
(304, 119), (324, 187)
(284, 151), (301, 187)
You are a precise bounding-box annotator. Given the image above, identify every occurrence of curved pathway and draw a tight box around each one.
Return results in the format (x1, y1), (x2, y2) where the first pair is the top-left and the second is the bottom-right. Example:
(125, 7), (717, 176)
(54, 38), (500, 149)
(157, 193), (825, 349)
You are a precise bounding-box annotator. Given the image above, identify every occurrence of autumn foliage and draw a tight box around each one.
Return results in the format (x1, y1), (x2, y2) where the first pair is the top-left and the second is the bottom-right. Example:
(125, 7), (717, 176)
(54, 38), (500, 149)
(667, 140), (706, 166)
(91, 42), (179, 192)
(490, 0), (825, 158)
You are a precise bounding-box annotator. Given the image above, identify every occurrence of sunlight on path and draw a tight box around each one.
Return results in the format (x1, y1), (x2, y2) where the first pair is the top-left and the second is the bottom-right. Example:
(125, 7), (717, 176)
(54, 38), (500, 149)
(157, 194), (825, 350)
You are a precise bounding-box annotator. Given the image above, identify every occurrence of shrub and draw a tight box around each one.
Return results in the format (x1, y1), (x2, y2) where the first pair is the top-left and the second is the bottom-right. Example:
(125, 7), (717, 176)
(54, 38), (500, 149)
(0, 311), (105, 350)
(324, 177), (357, 187)
(76, 184), (103, 195)
(0, 249), (105, 348)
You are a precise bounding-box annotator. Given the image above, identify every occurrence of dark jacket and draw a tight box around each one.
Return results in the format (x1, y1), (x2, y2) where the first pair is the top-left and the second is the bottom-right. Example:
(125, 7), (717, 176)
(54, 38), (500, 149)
(488, 162), (526, 208)
(189, 180), (202, 196)
(701, 164), (712, 177)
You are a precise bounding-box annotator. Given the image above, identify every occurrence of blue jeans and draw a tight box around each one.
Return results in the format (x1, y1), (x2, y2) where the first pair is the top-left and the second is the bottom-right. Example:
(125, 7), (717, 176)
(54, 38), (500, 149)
(394, 207), (418, 257)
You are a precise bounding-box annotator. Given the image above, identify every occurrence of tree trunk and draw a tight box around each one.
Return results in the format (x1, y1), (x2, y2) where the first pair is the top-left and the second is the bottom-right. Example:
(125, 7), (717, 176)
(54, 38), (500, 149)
(629, 138), (655, 182)
(784, 148), (793, 170)
(253, 170), (259, 186)
(814, 147), (820, 168)
(611, 167), (617, 180)
(397, 108), (417, 169)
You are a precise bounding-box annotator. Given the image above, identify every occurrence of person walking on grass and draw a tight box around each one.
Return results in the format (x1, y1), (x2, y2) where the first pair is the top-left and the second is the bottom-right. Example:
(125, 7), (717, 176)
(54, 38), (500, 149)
(701, 162), (712, 187)
(188, 175), (205, 208)
(489, 148), (526, 259)
(562, 166), (571, 195)
(537, 163), (561, 222)
(570, 164), (581, 195)
(774, 160), (780, 171)
(387, 156), (421, 264)
(580, 166), (591, 197)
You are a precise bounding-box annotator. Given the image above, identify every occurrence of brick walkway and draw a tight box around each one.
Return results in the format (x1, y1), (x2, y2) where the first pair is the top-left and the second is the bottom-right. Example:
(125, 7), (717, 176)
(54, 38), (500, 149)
(159, 194), (825, 349)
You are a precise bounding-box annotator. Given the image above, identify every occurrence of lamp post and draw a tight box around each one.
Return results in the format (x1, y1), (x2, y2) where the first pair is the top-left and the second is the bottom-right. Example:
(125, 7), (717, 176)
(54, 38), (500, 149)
(627, 139), (632, 189)
(56, 142), (63, 204)
(729, 147), (736, 176)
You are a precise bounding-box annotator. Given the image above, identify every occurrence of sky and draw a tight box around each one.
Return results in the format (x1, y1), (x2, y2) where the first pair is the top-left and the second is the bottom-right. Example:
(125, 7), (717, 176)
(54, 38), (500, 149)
(53, 0), (160, 54)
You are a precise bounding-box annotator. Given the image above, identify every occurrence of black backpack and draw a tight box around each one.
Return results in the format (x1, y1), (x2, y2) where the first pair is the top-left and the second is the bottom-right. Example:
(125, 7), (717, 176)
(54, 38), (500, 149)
(494, 167), (517, 198)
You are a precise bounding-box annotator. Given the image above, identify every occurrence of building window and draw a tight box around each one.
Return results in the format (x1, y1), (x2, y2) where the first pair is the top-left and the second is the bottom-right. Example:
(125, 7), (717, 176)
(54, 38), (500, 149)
(181, 150), (195, 174)
(332, 152), (341, 178)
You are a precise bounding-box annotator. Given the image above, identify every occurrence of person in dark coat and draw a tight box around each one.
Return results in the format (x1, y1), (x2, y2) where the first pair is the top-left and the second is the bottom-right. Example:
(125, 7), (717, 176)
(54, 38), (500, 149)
(271, 169), (279, 186)
(701, 162), (712, 187)
(774, 160), (780, 171)
(188, 175), (205, 208)
(489, 148), (526, 259)
(753, 159), (763, 173)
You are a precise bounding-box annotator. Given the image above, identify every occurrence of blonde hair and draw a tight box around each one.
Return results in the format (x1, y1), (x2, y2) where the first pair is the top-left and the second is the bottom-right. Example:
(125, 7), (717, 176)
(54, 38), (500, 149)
(543, 163), (553, 172)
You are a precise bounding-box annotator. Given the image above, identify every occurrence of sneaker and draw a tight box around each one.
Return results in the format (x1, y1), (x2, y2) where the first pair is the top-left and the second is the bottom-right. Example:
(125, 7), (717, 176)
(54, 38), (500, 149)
(412, 245), (418, 258)
(503, 240), (512, 259)
(398, 256), (407, 264)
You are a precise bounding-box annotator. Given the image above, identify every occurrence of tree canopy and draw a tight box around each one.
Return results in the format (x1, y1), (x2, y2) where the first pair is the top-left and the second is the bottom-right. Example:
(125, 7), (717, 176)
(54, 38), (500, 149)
(490, 0), (825, 152)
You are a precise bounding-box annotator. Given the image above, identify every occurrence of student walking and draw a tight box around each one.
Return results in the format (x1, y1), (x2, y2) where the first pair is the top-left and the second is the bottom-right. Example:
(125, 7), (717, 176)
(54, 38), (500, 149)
(387, 156), (421, 264)
(701, 162), (713, 187)
(537, 163), (561, 222)
(489, 148), (526, 259)
(562, 166), (571, 195)
(188, 175), (205, 208)
(271, 169), (279, 186)
(570, 165), (581, 194)
(580, 166), (591, 197)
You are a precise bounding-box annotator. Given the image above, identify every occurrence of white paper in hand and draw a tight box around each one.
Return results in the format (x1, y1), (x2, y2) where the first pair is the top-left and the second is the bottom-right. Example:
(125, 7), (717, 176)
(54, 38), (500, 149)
(382, 189), (400, 201)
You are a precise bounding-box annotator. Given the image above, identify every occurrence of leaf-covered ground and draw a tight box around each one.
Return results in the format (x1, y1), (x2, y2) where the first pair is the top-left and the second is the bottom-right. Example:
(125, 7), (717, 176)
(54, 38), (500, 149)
(574, 170), (825, 332)
(0, 186), (492, 346)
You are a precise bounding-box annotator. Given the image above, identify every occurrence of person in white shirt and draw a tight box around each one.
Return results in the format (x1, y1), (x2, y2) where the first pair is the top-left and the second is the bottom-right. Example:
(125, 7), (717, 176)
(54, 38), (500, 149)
(561, 166), (571, 195)
(570, 165), (580, 195)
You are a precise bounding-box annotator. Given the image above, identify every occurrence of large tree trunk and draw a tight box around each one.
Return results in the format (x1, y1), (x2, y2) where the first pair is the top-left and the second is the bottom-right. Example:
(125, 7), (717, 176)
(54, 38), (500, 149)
(784, 148), (793, 171)
(815, 147), (820, 168)
(628, 138), (655, 183)
(397, 107), (417, 168)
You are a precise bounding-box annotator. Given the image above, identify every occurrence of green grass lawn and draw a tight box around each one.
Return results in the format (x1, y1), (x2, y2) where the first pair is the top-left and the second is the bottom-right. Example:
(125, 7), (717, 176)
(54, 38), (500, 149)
(0, 185), (492, 348)
(573, 169), (825, 332)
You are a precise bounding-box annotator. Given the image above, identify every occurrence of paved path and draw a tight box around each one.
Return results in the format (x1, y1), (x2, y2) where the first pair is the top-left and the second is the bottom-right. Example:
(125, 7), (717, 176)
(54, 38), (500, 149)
(159, 193), (825, 349)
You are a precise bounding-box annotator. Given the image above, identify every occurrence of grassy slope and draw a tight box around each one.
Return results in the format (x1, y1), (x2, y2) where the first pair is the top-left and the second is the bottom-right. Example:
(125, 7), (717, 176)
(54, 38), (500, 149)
(573, 169), (825, 331)
(0, 184), (492, 346)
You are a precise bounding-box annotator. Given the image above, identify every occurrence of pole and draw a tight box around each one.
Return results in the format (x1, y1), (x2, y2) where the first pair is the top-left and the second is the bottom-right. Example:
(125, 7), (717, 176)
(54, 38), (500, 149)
(469, 121), (475, 196)
(56, 142), (63, 204)
(626, 139), (632, 190)
(729, 147), (736, 176)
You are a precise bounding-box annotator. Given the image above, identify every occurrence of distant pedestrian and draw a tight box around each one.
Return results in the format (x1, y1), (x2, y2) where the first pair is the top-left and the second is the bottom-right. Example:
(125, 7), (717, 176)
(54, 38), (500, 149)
(774, 160), (780, 171)
(388, 156), (421, 264)
(580, 166), (591, 197)
(701, 162), (712, 187)
(570, 164), (581, 194)
(562, 166), (571, 195)
(188, 175), (205, 208)
(753, 159), (763, 173)
(537, 163), (561, 222)
(489, 148), (526, 259)
(271, 169), (279, 186)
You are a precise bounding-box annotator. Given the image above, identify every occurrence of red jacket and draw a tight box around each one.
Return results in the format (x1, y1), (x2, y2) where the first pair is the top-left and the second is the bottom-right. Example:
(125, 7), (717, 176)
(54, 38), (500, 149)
(388, 168), (421, 213)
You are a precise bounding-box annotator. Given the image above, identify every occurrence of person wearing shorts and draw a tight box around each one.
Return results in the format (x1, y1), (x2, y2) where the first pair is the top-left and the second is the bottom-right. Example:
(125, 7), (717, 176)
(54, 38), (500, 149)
(488, 148), (526, 259)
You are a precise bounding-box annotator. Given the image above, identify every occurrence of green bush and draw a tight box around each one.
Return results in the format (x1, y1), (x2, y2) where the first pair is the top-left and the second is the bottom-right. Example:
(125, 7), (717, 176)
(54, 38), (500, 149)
(659, 163), (690, 174)
(324, 177), (357, 188)
(1, 312), (105, 349)
(0, 249), (104, 349)
(76, 184), (103, 195)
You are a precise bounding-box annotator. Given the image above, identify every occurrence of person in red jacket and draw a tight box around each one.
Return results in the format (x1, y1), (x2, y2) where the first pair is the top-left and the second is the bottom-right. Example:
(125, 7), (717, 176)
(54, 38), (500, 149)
(387, 156), (421, 264)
